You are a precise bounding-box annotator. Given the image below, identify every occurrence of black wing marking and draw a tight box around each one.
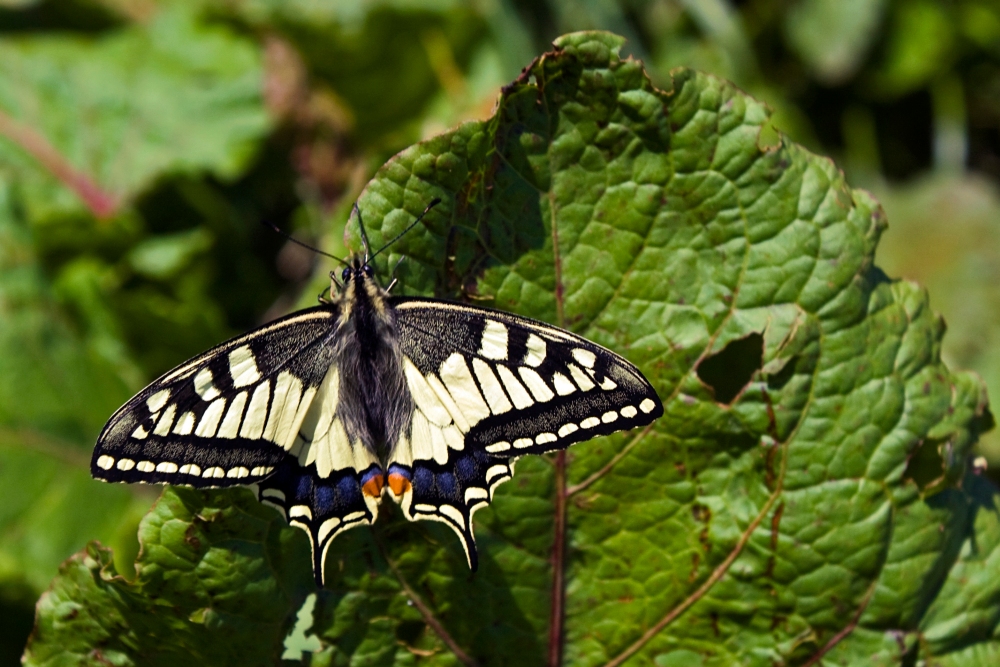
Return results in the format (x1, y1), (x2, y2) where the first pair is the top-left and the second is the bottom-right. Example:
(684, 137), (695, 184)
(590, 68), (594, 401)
(92, 307), (338, 487)
(389, 298), (663, 567)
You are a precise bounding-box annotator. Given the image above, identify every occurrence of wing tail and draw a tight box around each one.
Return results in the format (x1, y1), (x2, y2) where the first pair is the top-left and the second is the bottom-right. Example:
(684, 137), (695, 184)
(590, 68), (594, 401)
(256, 457), (381, 586)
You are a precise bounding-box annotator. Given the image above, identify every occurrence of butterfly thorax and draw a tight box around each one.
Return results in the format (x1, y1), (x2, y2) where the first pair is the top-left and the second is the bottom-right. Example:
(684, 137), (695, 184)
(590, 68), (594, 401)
(331, 259), (413, 462)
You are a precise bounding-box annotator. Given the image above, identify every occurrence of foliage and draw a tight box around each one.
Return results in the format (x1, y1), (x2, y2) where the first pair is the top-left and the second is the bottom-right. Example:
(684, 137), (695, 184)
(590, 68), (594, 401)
(15, 30), (1000, 667)
(1, 1), (999, 665)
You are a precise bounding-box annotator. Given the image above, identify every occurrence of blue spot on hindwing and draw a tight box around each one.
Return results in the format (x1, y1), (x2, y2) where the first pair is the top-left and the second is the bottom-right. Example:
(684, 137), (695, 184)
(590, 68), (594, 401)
(454, 455), (476, 482)
(360, 466), (383, 486)
(437, 472), (457, 498)
(387, 463), (412, 480)
(315, 483), (336, 513)
(413, 466), (434, 493)
(295, 474), (313, 502)
(336, 475), (361, 504)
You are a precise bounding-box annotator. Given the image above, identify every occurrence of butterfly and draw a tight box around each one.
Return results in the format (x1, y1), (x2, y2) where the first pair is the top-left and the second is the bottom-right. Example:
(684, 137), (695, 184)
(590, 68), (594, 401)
(91, 199), (663, 586)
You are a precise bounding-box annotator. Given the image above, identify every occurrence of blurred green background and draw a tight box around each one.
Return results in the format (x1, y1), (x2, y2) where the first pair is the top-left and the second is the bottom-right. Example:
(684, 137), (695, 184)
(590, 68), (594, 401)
(0, 0), (998, 663)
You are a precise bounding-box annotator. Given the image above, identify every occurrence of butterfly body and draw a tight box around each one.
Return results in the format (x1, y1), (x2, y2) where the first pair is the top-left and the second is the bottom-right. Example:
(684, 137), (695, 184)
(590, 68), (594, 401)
(93, 237), (663, 586)
(325, 258), (413, 466)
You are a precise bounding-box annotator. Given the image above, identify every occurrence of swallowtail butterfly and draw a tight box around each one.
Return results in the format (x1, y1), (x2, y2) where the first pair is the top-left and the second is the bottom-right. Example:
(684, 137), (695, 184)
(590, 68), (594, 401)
(91, 200), (663, 586)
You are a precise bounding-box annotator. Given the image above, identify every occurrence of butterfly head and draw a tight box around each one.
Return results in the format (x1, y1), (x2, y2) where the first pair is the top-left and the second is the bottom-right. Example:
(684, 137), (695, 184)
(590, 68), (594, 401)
(340, 257), (377, 285)
(332, 255), (386, 307)
(330, 254), (394, 321)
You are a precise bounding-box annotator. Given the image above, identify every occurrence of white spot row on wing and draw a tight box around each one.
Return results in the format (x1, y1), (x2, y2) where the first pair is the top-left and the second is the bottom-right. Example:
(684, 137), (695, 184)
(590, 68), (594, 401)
(485, 403), (650, 452)
(95, 454), (272, 480)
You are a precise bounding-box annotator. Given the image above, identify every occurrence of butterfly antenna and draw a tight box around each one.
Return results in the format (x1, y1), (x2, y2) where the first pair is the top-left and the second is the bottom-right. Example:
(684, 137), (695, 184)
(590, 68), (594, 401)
(262, 221), (350, 268)
(369, 197), (442, 261)
(353, 202), (373, 262)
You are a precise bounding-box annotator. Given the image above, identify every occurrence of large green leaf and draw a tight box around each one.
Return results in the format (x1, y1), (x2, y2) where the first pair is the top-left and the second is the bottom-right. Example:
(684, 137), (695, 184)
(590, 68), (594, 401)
(23, 32), (996, 666)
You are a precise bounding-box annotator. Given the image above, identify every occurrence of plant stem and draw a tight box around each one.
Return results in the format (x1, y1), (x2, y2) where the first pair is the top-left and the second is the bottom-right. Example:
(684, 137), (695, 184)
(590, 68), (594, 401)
(548, 449), (567, 667)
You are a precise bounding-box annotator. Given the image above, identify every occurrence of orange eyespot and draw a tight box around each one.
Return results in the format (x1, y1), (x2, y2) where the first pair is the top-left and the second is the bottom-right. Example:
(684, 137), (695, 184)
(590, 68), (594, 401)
(362, 474), (385, 498)
(388, 472), (412, 496)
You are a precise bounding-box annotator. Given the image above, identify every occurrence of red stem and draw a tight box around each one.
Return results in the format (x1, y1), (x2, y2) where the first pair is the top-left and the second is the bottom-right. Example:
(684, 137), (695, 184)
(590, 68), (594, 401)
(0, 108), (119, 218)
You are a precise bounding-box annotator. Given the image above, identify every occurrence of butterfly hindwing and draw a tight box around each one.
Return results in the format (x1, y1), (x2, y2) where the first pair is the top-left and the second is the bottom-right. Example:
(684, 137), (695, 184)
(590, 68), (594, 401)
(387, 298), (663, 565)
(255, 360), (384, 584)
(91, 308), (339, 487)
(255, 456), (381, 584)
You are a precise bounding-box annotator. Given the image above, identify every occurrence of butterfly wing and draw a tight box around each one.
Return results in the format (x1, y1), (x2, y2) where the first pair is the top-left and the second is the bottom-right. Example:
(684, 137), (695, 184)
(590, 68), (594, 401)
(388, 298), (663, 568)
(92, 307), (338, 486)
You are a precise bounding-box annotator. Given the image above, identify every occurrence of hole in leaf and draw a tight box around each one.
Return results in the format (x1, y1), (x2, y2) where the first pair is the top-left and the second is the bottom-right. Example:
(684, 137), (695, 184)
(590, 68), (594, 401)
(696, 333), (764, 404)
(766, 355), (798, 390)
(904, 437), (948, 494)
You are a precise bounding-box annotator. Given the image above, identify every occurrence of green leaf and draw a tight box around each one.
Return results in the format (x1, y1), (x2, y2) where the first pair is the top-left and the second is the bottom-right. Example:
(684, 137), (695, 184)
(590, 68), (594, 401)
(22, 488), (313, 667)
(918, 473), (1000, 665)
(25, 31), (997, 666)
(865, 0), (956, 96)
(0, 3), (274, 607)
(0, 4), (269, 221)
(127, 227), (214, 281)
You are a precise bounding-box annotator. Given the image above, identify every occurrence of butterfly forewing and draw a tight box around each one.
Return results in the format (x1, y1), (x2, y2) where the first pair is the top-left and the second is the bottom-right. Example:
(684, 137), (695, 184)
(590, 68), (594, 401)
(386, 298), (663, 567)
(91, 308), (338, 486)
